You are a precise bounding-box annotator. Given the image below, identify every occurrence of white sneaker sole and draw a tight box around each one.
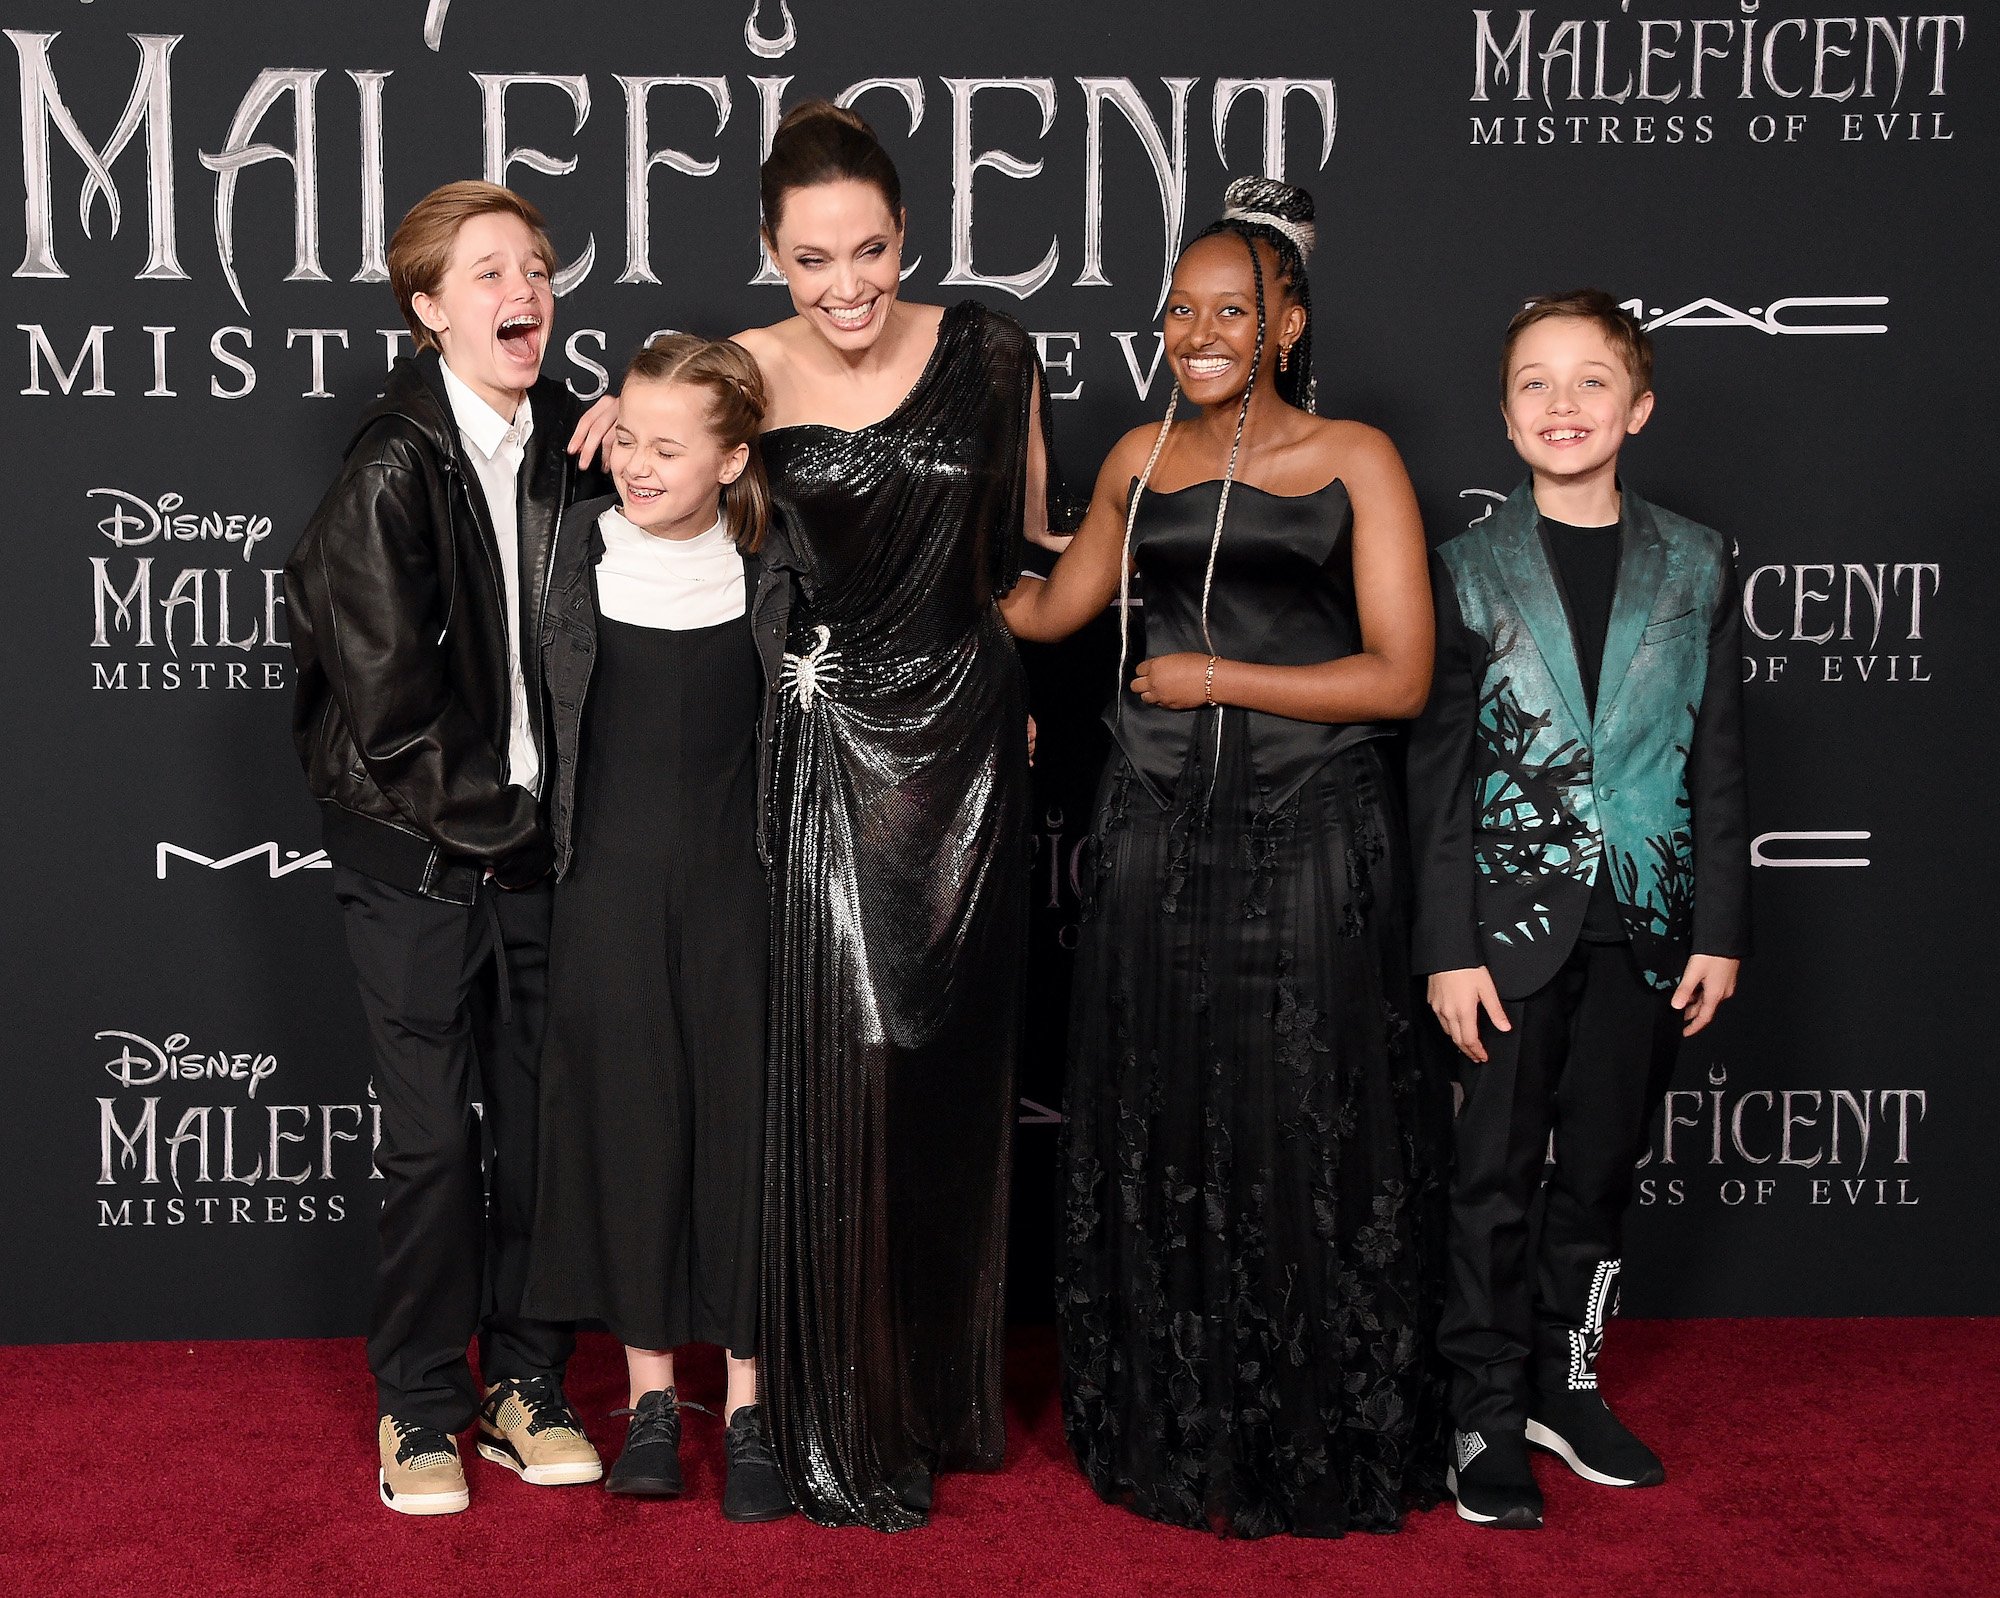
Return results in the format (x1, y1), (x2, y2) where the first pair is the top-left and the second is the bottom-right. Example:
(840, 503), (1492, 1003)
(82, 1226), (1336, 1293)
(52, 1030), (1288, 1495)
(379, 1470), (469, 1515)
(1524, 1418), (1648, 1487)
(1445, 1466), (1496, 1522)
(476, 1439), (604, 1486)
(1445, 1465), (1542, 1528)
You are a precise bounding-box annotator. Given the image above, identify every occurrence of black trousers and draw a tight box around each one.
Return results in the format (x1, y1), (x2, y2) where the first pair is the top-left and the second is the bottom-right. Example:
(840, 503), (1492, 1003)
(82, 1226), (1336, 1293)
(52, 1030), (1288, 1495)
(1436, 938), (1681, 1435)
(333, 865), (573, 1431)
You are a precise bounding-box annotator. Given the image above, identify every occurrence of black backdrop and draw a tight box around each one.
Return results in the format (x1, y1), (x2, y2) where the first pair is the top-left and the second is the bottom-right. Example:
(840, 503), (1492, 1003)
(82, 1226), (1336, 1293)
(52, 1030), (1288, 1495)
(4, 1), (1992, 1342)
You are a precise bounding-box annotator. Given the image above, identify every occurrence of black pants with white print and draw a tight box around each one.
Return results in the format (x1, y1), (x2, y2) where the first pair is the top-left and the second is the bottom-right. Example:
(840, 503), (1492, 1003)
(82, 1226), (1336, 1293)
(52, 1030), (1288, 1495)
(1437, 937), (1682, 1435)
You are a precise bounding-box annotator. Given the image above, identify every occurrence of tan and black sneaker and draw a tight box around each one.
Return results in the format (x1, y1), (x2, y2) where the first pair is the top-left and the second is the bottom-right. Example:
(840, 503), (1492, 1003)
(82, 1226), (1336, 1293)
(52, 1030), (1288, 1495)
(378, 1416), (470, 1516)
(476, 1375), (603, 1486)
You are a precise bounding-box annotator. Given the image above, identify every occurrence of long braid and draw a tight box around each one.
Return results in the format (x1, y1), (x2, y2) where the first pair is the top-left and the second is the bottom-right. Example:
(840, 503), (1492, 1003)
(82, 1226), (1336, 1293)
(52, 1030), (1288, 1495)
(1197, 234), (1266, 660)
(1292, 273), (1317, 414)
(1113, 386), (1181, 723)
(1183, 233), (1269, 800)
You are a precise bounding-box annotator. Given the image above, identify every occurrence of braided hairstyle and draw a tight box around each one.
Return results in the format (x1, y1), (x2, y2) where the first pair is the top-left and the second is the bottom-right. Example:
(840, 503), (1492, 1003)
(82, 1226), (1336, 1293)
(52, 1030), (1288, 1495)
(1114, 177), (1318, 727)
(1194, 175), (1317, 413)
(621, 333), (771, 552)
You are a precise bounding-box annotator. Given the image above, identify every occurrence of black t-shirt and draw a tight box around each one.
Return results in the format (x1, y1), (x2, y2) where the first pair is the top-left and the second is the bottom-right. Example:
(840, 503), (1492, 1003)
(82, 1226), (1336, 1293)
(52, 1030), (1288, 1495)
(1542, 514), (1627, 943)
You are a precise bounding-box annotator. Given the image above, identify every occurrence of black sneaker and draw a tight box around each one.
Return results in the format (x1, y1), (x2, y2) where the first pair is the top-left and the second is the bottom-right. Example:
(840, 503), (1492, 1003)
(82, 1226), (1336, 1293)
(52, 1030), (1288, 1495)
(606, 1389), (685, 1497)
(1527, 1389), (1666, 1487)
(1446, 1429), (1544, 1529)
(722, 1404), (795, 1523)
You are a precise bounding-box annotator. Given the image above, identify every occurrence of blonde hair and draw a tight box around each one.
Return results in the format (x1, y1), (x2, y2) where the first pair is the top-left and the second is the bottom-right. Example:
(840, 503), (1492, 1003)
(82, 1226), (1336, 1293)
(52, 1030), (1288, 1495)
(621, 335), (772, 553)
(388, 180), (558, 354)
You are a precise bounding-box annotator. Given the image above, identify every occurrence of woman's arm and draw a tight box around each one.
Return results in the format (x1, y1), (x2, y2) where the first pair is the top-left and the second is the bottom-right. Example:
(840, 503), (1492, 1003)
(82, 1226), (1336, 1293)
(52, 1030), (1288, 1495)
(1130, 424), (1434, 721)
(567, 393), (619, 469)
(1020, 382), (1071, 555)
(1000, 426), (1155, 642)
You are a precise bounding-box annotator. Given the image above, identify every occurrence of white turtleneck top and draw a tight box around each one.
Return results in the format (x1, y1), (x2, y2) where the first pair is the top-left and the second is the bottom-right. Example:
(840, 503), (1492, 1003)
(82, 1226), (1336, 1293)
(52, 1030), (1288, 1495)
(595, 507), (746, 630)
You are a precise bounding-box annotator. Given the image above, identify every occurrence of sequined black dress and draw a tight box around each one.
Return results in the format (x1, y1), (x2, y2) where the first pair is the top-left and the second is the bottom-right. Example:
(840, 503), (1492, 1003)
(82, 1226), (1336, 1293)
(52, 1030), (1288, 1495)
(1056, 480), (1450, 1538)
(759, 302), (1042, 1531)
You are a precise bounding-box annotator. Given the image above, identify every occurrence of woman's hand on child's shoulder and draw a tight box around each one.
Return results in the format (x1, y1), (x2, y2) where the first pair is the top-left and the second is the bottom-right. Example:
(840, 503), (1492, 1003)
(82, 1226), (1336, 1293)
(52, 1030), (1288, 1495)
(568, 394), (620, 469)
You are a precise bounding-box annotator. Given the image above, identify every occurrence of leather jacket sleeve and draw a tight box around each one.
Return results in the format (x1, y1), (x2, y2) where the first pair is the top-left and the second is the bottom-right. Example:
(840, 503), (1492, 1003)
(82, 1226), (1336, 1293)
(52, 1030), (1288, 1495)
(290, 434), (540, 865)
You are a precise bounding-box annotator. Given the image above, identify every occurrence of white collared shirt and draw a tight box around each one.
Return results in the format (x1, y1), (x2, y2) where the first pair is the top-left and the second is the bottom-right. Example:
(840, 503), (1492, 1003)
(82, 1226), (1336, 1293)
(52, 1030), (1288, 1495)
(439, 360), (540, 795)
(597, 508), (746, 630)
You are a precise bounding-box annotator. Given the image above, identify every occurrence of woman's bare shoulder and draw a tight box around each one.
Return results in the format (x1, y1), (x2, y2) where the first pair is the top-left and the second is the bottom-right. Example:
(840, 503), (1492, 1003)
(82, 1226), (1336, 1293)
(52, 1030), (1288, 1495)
(730, 320), (796, 371)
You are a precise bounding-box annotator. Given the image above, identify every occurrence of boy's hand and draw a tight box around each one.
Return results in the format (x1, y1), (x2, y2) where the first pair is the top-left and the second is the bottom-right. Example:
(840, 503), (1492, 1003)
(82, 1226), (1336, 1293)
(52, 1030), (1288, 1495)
(568, 394), (620, 469)
(1427, 966), (1510, 1063)
(1672, 954), (1740, 1036)
(1132, 653), (1212, 710)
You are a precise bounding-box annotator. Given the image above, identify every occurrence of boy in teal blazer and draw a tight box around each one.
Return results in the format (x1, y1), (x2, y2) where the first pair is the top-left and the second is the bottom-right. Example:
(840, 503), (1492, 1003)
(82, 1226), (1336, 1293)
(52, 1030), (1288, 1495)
(1408, 290), (1749, 1528)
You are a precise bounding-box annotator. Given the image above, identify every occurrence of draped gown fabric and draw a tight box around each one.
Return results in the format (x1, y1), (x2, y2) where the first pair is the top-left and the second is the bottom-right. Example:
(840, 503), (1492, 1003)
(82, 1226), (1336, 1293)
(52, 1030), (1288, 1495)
(1057, 481), (1451, 1538)
(758, 302), (1044, 1531)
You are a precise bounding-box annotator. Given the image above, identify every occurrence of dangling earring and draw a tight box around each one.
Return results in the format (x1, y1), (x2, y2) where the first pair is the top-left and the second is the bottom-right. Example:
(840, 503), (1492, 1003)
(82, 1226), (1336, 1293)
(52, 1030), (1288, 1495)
(1278, 343), (1291, 373)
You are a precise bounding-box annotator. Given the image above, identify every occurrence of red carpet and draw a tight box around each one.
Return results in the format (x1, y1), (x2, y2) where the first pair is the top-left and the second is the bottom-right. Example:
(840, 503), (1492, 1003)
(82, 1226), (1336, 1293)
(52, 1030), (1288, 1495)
(10, 1321), (1994, 1598)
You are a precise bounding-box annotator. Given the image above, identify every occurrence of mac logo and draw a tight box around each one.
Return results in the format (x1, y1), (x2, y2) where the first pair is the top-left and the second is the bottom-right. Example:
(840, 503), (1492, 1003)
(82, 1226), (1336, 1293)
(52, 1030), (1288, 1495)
(155, 842), (331, 879)
(1625, 297), (1889, 336)
(1750, 831), (1872, 869)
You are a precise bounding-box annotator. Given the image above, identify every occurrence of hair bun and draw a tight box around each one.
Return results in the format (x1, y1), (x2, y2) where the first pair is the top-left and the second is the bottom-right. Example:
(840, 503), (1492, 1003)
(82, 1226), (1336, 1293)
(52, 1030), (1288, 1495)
(772, 98), (877, 149)
(1221, 176), (1316, 264)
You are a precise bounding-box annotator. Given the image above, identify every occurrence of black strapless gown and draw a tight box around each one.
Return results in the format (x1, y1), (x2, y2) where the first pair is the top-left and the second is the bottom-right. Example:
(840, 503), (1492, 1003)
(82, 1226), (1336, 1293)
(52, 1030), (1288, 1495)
(759, 302), (1044, 1531)
(1056, 480), (1451, 1538)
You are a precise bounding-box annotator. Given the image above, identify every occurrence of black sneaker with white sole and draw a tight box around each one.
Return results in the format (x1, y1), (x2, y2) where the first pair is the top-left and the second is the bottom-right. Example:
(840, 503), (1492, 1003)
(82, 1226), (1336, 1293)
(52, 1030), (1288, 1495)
(1446, 1428), (1544, 1529)
(1526, 1389), (1666, 1487)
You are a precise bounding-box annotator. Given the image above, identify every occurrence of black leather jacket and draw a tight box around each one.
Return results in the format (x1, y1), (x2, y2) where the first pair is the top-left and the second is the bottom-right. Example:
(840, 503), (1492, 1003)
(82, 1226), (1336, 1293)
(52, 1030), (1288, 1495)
(542, 494), (798, 879)
(284, 350), (593, 904)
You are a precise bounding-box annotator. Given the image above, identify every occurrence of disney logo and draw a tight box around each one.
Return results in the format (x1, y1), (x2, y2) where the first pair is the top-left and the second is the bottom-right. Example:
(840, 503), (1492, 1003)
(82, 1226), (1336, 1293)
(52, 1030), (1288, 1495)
(98, 1029), (278, 1097)
(89, 489), (273, 562)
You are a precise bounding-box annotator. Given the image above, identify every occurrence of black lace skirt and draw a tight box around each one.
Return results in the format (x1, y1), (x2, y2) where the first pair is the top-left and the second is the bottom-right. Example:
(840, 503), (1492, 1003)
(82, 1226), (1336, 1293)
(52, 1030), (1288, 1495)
(1056, 716), (1450, 1537)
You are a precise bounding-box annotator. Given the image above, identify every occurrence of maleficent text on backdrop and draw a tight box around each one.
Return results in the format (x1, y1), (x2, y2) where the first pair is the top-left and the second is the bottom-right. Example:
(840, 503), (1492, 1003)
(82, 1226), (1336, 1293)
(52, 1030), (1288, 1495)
(2, 1), (1989, 1338)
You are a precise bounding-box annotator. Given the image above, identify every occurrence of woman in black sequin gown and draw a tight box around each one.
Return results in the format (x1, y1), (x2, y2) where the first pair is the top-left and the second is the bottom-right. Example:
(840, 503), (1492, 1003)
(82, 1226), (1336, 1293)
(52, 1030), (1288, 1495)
(1003, 180), (1450, 1537)
(731, 102), (1059, 1531)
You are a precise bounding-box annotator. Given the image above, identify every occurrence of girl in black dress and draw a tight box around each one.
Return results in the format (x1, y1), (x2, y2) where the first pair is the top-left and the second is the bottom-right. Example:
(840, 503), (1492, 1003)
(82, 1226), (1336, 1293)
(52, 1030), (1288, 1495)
(1002, 179), (1450, 1537)
(525, 335), (792, 1522)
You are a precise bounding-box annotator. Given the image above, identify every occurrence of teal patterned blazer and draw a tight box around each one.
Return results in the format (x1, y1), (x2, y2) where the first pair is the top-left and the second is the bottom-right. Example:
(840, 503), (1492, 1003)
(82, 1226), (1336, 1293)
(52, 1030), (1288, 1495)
(1408, 480), (1750, 998)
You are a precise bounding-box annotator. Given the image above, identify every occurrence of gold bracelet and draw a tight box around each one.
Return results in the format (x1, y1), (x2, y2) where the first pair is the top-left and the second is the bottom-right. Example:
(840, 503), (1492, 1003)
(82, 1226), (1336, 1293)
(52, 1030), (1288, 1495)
(1204, 655), (1219, 706)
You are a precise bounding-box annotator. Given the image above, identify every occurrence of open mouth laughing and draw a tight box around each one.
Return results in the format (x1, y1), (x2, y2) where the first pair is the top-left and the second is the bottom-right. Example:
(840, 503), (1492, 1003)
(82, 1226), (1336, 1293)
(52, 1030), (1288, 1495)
(496, 313), (544, 360)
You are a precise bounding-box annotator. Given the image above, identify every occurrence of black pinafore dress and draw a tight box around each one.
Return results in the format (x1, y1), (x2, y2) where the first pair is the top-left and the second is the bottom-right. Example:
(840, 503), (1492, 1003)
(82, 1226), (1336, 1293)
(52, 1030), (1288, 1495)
(526, 597), (767, 1358)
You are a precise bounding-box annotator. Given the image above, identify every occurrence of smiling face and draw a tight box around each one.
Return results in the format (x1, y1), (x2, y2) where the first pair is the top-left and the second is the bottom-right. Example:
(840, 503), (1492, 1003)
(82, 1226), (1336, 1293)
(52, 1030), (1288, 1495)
(1162, 233), (1306, 410)
(766, 179), (905, 353)
(410, 210), (553, 416)
(607, 378), (748, 541)
(1503, 315), (1655, 485)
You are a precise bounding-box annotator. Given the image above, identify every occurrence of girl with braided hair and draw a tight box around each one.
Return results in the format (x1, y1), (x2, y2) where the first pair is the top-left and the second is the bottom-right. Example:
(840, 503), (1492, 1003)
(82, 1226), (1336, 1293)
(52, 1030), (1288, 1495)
(1003, 177), (1449, 1536)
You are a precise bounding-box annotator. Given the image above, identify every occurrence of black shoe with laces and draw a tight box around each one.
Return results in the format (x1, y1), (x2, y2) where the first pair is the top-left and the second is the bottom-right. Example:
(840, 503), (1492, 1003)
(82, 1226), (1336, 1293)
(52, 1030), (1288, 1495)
(606, 1388), (685, 1497)
(722, 1403), (795, 1523)
(1447, 1428), (1544, 1529)
(1527, 1389), (1666, 1487)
